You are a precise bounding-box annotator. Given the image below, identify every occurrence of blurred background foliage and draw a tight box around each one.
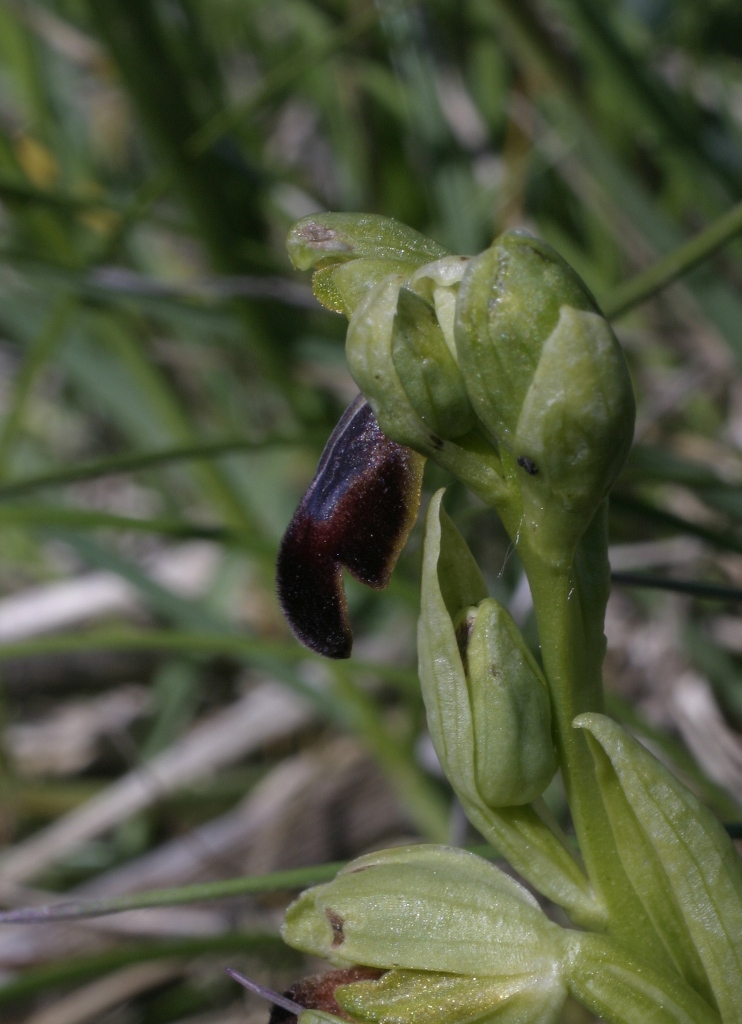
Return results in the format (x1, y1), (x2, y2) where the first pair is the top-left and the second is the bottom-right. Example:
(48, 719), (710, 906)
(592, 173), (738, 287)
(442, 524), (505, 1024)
(0, 0), (740, 1020)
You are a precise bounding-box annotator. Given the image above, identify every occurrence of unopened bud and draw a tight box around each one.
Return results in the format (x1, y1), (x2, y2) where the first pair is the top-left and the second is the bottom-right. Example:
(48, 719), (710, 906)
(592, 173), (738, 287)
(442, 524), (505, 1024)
(420, 490), (555, 809)
(455, 230), (596, 445)
(513, 305), (635, 565)
(461, 598), (556, 807)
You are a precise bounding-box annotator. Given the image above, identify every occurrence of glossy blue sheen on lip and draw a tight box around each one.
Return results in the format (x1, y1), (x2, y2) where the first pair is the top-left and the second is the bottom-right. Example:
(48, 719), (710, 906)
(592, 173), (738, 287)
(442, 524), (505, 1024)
(276, 395), (423, 659)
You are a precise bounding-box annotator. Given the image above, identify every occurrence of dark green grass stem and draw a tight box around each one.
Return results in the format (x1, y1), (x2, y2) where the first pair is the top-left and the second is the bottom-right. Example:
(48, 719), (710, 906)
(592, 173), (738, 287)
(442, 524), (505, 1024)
(190, 4), (383, 154)
(611, 572), (742, 603)
(0, 627), (420, 694)
(0, 295), (76, 478)
(0, 504), (272, 553)
(603, 200), (742, 319)
(611, 492), (742, 558)
(0, 436), (318, 500)
(0, 932), (288, 1007)
(0, 867), (343, 925)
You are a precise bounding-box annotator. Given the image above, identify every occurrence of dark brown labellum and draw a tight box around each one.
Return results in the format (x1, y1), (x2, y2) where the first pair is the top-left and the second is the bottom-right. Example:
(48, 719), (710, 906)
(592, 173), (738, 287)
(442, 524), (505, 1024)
(277, 395), (424, 659)
(268, 967), (385, 1024)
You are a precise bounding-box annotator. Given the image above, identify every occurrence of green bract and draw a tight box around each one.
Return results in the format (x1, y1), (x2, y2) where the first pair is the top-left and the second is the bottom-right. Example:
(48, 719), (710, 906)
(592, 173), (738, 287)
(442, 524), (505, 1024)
(300, 1013), (349, 1024)
(417, 489), (598, 925)
(419, 490), (556, 808)
(280, 213), (742, 1024)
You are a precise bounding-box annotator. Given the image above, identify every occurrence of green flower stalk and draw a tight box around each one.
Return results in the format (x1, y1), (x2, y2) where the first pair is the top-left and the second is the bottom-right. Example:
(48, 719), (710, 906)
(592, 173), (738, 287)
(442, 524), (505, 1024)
(274, 213), (742, 1024)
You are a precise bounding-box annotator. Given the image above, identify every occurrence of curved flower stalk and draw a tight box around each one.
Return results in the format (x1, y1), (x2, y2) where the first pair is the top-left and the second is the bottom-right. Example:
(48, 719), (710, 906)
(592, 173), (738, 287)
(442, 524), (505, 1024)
(274, 213), (742, 1024)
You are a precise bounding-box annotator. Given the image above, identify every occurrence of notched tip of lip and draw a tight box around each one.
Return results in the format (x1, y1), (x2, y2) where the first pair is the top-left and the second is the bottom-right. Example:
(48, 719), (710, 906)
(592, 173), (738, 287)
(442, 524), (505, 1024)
(276, 521), (353, 660)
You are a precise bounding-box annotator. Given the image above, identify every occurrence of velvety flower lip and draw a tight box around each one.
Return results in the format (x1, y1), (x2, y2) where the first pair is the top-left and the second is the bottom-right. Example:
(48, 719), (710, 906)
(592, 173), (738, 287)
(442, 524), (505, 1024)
(276, 394), (423, 659)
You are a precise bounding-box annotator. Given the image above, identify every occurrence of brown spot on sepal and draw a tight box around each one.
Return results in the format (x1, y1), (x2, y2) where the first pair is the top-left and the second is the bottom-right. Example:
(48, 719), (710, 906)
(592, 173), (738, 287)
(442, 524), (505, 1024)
(326, 907), (345, 946)
(277, 396), (425, 659)
(298, 221), (349, 253)
(268, 967), (384, 1024)
(517, 455), (538, 476)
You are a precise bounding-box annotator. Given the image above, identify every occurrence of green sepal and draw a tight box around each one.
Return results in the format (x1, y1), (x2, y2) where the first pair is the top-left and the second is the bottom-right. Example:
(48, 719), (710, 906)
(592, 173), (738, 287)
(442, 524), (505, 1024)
(575, 712), (742, 1024)
(287, 214), (449, 316)
(336, 968), (566, 1024)
(392, 286), (475, 439)
(513, 307), (635, 567)
(346, 274), (435, 451)
(454, 231), (596, 445)
(346, 280), (507, 505)
(466, 598), (557, 806)
(418, 490), (600, 925)
(563, 933), (722, 1024)
(282, 844), (562, 976)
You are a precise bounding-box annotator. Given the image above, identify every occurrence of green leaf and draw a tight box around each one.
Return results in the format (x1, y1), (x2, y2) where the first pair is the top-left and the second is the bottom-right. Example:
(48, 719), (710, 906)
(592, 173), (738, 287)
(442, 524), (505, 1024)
(576, 713), (742, 1023)
(564, 932), (721, 1024)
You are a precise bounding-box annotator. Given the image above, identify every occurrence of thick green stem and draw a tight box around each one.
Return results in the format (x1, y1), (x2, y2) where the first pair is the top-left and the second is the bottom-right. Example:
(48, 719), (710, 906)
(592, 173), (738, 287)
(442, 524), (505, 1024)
(518, 504), (670, 967)
(524, 511), (611, 874)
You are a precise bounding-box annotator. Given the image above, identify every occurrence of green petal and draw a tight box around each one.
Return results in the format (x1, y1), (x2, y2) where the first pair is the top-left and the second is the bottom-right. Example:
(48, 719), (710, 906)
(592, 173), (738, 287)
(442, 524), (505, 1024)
(336, 969), (566, 1024)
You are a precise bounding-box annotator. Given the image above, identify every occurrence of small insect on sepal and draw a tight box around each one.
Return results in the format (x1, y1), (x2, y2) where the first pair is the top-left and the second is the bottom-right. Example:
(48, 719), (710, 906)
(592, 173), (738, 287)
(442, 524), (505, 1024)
(277, 395), (424, 659)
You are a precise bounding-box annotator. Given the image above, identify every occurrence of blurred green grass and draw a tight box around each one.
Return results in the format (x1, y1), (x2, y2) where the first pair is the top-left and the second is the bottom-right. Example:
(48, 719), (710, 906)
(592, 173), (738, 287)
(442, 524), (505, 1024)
(0, 0), (742, 1019)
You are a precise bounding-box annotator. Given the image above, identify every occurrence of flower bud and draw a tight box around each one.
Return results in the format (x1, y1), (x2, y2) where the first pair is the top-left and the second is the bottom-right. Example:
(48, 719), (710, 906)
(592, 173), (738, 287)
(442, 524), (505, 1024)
(512, 305), (635, 564)
(420, 490), (555, 809)
(461, 597), (556, 807)
(455, 231), (635, 564)
(454, 230), (597, 445)
(282, 845), (563, 976)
